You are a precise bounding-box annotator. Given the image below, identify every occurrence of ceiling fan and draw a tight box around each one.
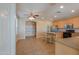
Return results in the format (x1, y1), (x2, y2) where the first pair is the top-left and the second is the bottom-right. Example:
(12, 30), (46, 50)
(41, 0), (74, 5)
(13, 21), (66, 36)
(28, 12), (39, 20)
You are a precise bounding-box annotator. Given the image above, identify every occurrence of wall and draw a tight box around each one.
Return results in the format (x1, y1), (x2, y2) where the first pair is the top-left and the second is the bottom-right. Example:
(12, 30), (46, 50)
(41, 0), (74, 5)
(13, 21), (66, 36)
(36, 20), (52, 38)
(16, 18), (18, 39)
(17, 18), (26, 39)
(0, 4), (16, 55)
(16, 19), (36, 40)
(17, 19), (52, 39)
(53, 17), (79, 28)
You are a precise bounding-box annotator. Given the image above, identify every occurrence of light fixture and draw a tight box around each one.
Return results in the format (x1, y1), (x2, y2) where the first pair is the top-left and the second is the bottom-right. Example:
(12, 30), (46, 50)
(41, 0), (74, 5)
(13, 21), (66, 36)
(54, 15), (57, 18)
(28, 12), (39, 21)
(0, 13), (5, 17)
(72, 10), (75, 13)
(60, 5), (64, 9)
(28, 16), (35, 20)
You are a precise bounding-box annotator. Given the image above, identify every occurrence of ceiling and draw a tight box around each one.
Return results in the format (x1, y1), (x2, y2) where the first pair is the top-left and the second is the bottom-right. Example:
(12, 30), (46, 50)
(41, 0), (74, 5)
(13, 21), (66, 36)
(16, 3), (79, 21)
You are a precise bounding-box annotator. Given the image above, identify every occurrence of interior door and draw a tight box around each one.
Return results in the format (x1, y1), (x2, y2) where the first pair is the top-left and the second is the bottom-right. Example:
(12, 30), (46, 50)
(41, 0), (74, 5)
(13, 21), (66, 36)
(0, 4), (16, 55)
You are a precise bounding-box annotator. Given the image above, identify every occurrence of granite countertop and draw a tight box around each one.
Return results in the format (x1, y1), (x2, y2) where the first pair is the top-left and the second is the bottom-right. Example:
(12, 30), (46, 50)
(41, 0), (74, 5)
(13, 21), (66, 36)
(55, 36), (79, 50)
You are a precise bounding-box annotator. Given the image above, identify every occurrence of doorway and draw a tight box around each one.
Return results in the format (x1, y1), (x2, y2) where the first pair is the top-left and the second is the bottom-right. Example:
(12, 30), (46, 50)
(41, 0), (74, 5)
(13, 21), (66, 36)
(25, 21), (36, 38)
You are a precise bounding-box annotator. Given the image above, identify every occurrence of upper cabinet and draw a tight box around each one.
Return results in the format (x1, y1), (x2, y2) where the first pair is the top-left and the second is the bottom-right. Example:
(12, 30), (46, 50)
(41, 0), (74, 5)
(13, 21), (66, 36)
(53, 17), (79, 29)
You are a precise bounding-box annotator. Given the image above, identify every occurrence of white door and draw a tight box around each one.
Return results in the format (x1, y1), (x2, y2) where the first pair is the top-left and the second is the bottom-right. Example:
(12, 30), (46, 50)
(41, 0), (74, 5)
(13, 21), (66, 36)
(0, 4), (16, 55)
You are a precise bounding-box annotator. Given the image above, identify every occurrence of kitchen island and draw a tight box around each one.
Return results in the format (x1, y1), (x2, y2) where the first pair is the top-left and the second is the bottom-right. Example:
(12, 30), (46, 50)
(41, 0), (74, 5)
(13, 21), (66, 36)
(55, 36), (79, 55)
(46, 32), (63, 43)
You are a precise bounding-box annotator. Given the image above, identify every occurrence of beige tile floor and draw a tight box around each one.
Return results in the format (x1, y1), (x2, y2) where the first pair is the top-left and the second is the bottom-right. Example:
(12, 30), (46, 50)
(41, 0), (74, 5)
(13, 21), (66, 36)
(16, 37), (55, 55)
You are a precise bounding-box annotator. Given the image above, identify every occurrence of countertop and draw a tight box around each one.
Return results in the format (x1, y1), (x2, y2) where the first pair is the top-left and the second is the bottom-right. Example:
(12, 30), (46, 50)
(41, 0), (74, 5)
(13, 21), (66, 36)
(55, 36), (79, 50)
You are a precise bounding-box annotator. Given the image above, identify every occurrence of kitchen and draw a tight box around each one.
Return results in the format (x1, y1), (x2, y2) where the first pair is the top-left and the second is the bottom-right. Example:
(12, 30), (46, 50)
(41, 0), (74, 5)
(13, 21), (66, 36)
(47, 16), (79, 55)
(16, 3), (79, 55)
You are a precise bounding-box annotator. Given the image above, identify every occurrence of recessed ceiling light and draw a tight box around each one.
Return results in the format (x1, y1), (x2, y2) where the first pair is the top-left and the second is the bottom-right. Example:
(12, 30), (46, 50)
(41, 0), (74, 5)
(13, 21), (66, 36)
(72, 10), (75, 13)
(60, 5), (64, 9)
(54, 16), (57, 18)
(1, 13), (5, 17)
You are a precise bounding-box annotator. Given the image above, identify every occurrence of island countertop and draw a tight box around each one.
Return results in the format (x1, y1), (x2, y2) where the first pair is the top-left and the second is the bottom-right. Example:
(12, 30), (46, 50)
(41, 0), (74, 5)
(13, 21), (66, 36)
(55, 36), (79, 50)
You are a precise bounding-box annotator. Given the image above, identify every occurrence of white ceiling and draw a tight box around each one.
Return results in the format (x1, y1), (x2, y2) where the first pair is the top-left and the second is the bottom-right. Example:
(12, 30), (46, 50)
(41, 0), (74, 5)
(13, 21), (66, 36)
(16, 3), (79, 21)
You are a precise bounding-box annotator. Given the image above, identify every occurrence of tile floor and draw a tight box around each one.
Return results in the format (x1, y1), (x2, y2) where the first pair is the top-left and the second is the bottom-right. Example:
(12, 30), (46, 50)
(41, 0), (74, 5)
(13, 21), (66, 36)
(16, 37), (55, 55)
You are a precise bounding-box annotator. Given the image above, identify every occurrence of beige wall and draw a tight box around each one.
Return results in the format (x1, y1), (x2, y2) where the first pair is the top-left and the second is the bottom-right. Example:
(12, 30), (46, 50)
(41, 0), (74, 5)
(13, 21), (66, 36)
(17, 19), (52, 39)
(36, 20), (52, 38)
(16, 18), (26, 40)
(17, 20), (36, 40)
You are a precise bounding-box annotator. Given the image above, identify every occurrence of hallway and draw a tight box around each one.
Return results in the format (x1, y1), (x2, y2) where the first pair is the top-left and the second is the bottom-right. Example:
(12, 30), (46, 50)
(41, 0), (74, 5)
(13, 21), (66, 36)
(16, 37), (55, 55)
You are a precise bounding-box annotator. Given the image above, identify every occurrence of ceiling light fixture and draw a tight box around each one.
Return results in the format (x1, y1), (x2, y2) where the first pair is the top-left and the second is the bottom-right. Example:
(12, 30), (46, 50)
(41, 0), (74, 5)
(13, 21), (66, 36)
(1, 13), (5, 17)
(28, 12), (39, 21)
(72, 10), (75, 13)
(54, 16), (57, 18)
(28, 16), (35, 20)
(60, 5), (64, 9)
